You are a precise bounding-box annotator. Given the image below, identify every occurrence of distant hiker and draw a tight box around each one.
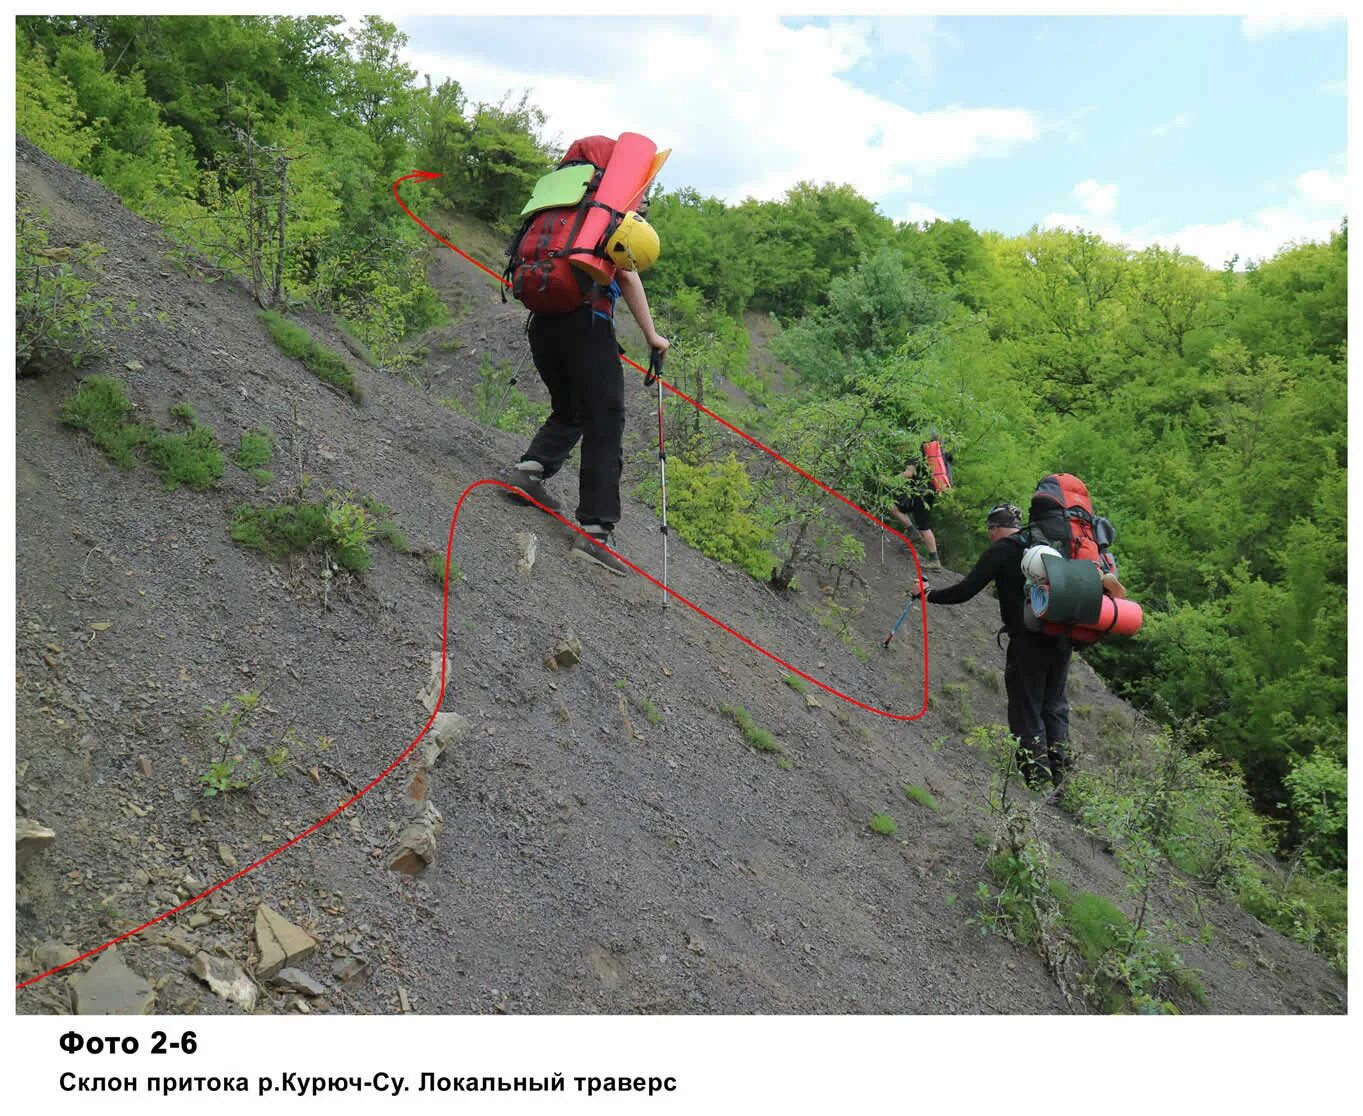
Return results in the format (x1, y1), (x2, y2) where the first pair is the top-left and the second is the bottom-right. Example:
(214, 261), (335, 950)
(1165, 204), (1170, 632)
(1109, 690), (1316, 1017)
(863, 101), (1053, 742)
(888, 443), (950, 570)
(501, 134), (670, 576)
(911, 502), (1073, 790)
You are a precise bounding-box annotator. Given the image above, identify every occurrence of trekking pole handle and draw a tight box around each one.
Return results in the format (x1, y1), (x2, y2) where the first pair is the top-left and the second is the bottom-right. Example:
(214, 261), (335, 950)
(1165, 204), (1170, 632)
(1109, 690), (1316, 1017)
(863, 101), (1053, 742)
(645, 346), (665, 387)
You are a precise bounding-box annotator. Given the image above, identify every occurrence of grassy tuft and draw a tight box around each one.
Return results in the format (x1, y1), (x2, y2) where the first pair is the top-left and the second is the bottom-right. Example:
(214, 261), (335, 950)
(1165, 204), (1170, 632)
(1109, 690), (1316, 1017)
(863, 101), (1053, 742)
(233, 427), (276, 484)
(723, 704), (782, 754)
(903, 783), (938, 811)
(146, 423), (224, 491)
(260, 310), (362, 401)
(60, 375), (148, 467)
(869, 813), (898, 836)
(230, 498), (373, 572)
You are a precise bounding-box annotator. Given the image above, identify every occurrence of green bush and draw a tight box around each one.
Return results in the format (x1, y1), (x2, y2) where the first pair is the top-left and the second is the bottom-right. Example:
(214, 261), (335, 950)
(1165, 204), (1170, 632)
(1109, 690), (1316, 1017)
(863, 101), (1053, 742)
(16, 210), (121, 374)
(231, 495), (374, 572)
(657, 454), (776, 579)
(1238, 865), (1347, 973)
(259, 310), (361, 401)
(471, 354), (549, 435)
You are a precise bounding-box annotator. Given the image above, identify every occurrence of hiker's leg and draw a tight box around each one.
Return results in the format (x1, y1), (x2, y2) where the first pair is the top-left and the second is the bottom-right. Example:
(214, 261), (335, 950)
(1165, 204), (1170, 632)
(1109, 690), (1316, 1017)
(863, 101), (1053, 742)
(910, 497), (941, 566)
(1042, 643), (1073, 782)
(1004, 637), (1050, 787)
(522, 313), (582, 479)
(573, 315), (626, 527)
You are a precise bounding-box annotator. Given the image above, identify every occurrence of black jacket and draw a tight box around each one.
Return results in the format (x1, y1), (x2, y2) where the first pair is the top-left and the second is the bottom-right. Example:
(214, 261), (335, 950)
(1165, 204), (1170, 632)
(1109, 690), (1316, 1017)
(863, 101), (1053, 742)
(925, 533), (1031, 635)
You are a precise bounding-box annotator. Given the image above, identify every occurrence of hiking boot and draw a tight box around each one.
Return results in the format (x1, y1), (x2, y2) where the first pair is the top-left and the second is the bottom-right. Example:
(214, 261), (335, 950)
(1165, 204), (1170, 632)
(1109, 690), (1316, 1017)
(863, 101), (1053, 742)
(925, 555), (944, 571)
(1048, 745), (1075, 790)
(570, 527), (630, 577)
(502, 463), (561, 511)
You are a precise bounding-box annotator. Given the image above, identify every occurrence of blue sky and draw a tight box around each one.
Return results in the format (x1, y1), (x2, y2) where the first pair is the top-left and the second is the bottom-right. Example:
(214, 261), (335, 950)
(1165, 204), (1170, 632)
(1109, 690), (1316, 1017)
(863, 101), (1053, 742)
(393, 13), (1347, 267)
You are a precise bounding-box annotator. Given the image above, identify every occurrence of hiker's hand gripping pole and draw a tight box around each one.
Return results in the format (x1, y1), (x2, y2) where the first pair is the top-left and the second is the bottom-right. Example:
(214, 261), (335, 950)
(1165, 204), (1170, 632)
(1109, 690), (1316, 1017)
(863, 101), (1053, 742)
(646, 347), (668, 608)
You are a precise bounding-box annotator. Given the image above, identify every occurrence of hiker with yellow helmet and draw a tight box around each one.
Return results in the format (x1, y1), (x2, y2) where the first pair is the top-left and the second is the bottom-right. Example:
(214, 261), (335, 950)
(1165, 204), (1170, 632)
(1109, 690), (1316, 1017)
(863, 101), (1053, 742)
(503, 135), (670, 575)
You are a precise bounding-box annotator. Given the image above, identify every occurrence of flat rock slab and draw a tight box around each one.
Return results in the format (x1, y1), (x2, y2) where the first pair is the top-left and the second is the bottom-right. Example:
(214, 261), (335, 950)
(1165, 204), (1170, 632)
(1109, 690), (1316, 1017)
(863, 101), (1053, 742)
(272, 967), (327, 997)
(418, 653), (454, 714)
(17, 817), (56, 869)
(68, 946), (155, 1015)
(254, 904), (318, 980)
(419, 711), (470, 768)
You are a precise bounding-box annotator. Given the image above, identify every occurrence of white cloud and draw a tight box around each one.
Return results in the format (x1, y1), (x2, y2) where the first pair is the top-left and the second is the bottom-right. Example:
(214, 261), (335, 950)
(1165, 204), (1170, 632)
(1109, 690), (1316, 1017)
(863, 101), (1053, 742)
(1041, 164), (1345, 268)
(1074, 179), (1118, 218)
(1152, 112), (1192, 137)
(903, 202), (948, 225)
(1317, 79), (1347, 95)
(400, 16), (1040, 206)
(1295, 168), (1347, 209)
(1241, 14), (1344, 39)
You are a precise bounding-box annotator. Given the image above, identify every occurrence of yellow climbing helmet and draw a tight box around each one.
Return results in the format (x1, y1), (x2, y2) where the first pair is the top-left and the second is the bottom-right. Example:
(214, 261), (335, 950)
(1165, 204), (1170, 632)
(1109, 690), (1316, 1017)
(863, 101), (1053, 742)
(604, 211), (660, 272)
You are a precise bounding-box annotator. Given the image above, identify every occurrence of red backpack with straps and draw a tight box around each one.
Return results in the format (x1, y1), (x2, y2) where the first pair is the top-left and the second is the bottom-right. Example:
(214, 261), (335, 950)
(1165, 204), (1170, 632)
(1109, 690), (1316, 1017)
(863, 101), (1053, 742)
(1026, 473), (1118, 575)
(502, 136), (617, 316)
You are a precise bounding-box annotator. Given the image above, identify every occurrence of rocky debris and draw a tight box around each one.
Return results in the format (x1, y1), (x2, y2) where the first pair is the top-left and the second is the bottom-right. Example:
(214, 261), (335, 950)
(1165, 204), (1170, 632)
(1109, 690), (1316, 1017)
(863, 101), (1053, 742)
(191, 952), (257, 1012)
(217, 842), (237, 869)
(418, 652), (454, 713)
(17, 817), (56, 869)
(389, 803), (444, 876)
(515, 530), (538, 575)
(805, 693), (823, 709)
(69, 946), (155, 1015)
(544, 633), (583, 671)
(34, 941), (80, 973)
(272, 968), (327, 997)
(406, 766), (430, 806)
(254, 904), (318, 980)
(418, 711), (469, 768)
(135, 755), (153, 777)
(149, 932), (196, 958)
(332, 956), (369, 987)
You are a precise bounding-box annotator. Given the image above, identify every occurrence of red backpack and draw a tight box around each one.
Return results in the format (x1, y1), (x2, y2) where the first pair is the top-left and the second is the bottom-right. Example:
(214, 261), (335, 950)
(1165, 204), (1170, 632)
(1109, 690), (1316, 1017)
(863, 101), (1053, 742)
(502, 136), (617, 316)
(921, 439), (954, 492)
(1025, 473), (1117, 576)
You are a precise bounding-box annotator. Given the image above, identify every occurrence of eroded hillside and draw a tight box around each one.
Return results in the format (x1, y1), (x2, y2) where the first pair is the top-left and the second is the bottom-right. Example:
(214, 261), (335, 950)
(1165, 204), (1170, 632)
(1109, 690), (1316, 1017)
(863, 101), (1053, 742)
(14, 137), (1345, 1016)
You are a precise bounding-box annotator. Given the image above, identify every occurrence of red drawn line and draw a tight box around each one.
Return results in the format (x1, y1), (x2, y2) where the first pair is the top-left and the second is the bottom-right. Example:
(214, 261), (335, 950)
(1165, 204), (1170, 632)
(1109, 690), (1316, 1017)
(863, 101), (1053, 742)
(19, 179), (934, 992)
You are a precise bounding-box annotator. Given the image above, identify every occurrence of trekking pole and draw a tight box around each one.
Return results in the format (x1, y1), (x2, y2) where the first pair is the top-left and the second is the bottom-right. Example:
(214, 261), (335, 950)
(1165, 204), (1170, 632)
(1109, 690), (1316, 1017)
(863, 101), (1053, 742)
(493, 351), (529, 423)
(881, 593), (918, 648)
(645, 347), (668, 608)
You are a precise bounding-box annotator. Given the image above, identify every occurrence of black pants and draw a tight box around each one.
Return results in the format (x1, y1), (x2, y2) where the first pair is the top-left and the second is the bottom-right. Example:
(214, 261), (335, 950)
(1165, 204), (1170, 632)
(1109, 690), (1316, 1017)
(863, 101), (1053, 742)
(1004, 631), (1072, 786)
(521, 309), (625, 528)
(895, 491), (935, 532)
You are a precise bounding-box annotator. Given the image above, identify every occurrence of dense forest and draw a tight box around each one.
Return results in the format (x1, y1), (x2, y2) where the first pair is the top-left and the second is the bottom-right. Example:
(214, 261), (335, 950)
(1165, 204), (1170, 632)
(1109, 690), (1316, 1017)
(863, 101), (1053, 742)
(16, 15), (1346, 967)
